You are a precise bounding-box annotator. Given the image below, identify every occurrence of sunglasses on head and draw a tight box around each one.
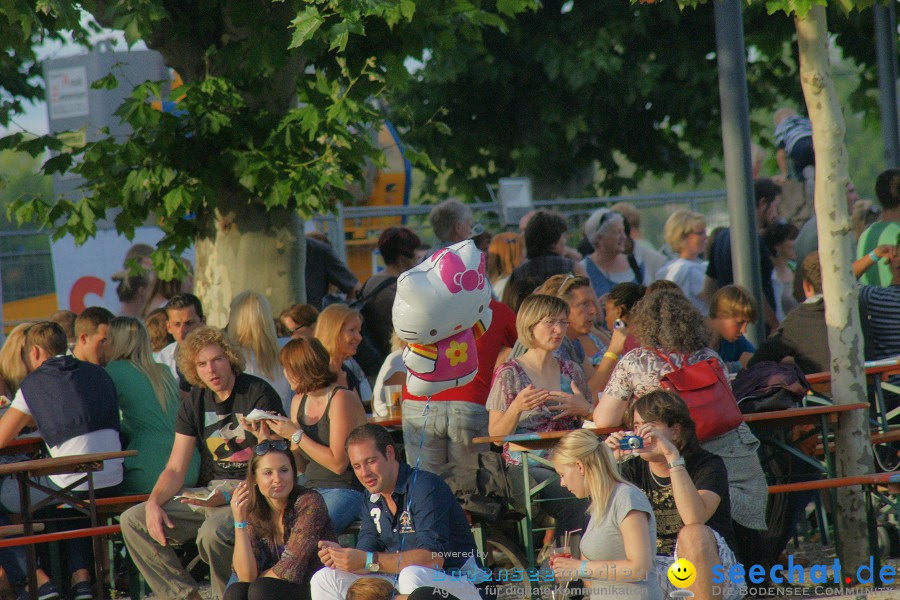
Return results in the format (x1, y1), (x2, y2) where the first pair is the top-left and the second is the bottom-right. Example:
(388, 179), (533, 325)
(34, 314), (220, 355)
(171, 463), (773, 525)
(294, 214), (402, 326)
(254, 440), (289, 455)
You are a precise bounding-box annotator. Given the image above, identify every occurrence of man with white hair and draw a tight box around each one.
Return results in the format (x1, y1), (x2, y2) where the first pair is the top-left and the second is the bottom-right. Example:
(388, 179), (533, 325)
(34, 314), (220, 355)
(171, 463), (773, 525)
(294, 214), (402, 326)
(429, 199), (474, 249)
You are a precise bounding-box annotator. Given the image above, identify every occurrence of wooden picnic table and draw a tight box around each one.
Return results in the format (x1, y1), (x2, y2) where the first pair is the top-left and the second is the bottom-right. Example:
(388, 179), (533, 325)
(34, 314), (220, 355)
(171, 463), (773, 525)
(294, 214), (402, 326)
(0, 450), (137, 600)
(472, 426), (623, 451)
(0, 435), (43, 457)
(367, 414), (402, 428)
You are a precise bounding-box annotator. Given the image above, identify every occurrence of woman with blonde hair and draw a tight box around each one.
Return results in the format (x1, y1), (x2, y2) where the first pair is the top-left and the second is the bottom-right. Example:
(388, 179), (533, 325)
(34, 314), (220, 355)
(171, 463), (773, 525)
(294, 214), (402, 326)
(0, 322), (36, 402)
(315, 304), (372, 405)
(227, 291), (292, 413)
(106, 316), (200, 493)
(657, 210), (708, 312)
(262, 336), (366, 534)
(550, 429), (660, 600)
(487, 294), (592, 545)
(487, 232), (525, 299)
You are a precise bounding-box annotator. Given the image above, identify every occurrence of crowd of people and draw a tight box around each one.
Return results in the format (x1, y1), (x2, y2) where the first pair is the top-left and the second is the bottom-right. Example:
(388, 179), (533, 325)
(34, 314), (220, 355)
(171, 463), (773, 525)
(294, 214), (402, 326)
(0, 165), (896, 600)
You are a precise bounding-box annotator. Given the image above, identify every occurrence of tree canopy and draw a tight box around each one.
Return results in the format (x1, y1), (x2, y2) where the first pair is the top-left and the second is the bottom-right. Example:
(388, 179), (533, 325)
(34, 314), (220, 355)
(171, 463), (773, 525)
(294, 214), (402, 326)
(0, 0), (537, 281)
(388, 1), (882, 200)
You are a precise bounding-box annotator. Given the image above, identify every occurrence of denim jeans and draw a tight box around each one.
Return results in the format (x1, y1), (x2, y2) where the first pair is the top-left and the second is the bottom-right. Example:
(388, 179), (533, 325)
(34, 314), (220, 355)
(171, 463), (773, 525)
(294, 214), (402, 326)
(401, 400), (489, 474)
(317, 488), (365, 534)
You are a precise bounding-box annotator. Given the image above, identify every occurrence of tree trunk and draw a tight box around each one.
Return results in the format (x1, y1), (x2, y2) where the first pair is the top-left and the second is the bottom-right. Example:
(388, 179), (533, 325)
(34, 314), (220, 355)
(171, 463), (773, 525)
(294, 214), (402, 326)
(194, 190), (305, 327)
(796, 6), (873, 568)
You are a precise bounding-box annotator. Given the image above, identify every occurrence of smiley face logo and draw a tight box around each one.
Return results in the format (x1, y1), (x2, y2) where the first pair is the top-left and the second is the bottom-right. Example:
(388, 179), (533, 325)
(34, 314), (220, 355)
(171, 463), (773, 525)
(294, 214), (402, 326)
(667, 558), (696, 588)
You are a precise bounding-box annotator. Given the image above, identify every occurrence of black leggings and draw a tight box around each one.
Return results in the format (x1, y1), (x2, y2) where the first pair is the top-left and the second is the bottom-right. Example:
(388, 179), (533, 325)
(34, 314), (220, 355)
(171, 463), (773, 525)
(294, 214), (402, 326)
(223, 577), (310, 600)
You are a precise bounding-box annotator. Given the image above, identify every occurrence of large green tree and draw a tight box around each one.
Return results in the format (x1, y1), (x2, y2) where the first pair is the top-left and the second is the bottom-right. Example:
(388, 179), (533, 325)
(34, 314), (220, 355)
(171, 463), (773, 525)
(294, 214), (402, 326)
(391, 0), (881, 199)
(0, 0), (536, 324)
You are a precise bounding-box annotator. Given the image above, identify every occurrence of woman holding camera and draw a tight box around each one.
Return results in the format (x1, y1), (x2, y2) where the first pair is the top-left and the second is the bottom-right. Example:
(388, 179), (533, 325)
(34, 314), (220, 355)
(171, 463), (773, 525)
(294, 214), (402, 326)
(593, 291), (767, 565)
(605, 391), (742, 600)
(263, 336), (367, 535)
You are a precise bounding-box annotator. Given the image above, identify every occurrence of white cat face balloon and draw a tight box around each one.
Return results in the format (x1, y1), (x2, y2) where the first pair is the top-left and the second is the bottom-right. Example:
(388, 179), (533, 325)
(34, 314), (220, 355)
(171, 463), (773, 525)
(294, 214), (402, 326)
(392, 240), (491, 344)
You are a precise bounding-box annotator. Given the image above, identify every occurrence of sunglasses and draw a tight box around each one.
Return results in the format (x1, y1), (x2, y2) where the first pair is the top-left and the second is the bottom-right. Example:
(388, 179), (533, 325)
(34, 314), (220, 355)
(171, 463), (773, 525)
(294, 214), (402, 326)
(254, 440), (289, 455)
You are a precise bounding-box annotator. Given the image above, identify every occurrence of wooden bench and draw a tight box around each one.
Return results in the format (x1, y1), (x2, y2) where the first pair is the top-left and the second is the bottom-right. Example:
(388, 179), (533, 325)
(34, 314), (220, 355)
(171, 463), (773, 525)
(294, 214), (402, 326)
(813, 426), (900, 457)
(0, 524), (121, 549)
(0, 523), (44, 538)
(767, 471), (900, 495)
(766, 471), (900, 569)
(92, 494), (150, 518)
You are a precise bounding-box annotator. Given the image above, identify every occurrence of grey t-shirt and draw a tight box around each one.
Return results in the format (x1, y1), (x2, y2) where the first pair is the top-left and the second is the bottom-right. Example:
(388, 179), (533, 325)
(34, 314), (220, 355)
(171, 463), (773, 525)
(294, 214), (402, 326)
(579, 483), (662, 600)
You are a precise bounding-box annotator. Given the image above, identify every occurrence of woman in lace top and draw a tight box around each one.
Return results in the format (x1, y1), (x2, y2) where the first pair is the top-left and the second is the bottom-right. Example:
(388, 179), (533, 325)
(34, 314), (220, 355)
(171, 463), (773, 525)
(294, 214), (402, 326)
(226, 444), (335, 600)
(486, 294), (592, 542)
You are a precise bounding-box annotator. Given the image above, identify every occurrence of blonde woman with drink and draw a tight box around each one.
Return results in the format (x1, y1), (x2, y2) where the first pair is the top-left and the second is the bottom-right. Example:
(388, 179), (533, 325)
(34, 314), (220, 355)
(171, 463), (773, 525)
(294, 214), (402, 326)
(550, 429), (661, 600)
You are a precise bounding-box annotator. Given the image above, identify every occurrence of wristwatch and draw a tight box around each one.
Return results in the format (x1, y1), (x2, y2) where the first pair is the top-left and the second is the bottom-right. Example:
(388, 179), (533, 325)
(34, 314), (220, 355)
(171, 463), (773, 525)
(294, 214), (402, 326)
(668, 457), (686, 469)
(291, 429), (303, 446)
(366, 552), (380, 573)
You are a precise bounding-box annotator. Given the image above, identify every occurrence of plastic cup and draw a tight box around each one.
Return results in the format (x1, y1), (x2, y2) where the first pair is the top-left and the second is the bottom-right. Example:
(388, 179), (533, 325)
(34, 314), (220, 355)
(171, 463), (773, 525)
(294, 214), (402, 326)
(384, 385), (403, 417)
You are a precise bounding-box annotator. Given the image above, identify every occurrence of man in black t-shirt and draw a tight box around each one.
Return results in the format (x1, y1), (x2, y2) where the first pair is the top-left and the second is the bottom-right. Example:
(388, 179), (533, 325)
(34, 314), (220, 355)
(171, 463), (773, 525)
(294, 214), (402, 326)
(121, 327), (284, 600)
(607, 391), (743, 600)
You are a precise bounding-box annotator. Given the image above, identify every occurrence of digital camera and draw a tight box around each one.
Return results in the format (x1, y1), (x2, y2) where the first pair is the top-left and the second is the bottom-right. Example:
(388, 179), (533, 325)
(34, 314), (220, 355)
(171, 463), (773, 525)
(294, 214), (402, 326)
(619, 435), (644, 450)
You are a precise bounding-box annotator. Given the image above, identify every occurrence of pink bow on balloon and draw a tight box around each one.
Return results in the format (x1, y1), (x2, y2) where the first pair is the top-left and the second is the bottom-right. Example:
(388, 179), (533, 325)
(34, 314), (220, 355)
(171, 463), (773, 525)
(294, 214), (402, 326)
(435, 248), (485, 294)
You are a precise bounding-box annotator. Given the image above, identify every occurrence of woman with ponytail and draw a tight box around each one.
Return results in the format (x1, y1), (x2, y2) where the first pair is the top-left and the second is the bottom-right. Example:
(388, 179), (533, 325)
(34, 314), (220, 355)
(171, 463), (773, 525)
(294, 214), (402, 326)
(106, 316), (200, 493)
(549, 430), (661, 600)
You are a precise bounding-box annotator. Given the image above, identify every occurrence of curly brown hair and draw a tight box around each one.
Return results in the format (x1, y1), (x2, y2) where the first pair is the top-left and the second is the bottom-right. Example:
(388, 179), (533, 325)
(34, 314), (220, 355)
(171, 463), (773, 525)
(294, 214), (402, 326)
(176, 326), (245, 388)
(631, 290), (711, 353)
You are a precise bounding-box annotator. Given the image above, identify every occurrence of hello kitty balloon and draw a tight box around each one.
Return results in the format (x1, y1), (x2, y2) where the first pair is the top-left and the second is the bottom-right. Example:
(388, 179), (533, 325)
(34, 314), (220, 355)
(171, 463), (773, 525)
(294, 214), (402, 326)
(392, 240), (493, 397)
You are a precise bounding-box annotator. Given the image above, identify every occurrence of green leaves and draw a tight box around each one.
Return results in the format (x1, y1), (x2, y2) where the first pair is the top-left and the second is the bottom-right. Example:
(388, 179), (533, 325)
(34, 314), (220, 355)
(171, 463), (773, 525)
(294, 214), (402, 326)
(91, 73), (119, 90)
(0, 0), (536, 277)
(289, 6), (324, 49)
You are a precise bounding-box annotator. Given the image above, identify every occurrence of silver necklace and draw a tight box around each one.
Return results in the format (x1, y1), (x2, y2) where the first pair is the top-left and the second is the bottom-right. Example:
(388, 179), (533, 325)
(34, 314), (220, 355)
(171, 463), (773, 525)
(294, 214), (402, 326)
(649, 467), (671, 488)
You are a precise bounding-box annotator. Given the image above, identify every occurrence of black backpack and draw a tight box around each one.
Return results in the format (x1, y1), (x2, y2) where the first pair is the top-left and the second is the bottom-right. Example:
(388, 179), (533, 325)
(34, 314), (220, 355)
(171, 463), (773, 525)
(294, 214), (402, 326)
(350, 276), (397, 376)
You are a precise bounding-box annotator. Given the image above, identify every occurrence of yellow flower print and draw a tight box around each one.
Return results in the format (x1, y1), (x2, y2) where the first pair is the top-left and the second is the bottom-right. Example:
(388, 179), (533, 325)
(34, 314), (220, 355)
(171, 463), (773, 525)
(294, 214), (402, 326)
(446, 341), (469, 367)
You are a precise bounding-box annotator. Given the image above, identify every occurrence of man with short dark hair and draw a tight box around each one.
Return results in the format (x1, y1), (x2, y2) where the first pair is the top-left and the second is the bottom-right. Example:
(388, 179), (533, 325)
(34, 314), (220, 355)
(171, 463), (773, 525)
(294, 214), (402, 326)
(312, 424), (486, 600)
(73, 306), (114, 365)
(703, 178), (783, 331)
(359, 227), (422, 368)
(858, 168), (900, 287)
(49, 309), (77, 352)
(0, 321), (122, 600)
(155, 293), (205, 390)
(121, 326), (284, 600)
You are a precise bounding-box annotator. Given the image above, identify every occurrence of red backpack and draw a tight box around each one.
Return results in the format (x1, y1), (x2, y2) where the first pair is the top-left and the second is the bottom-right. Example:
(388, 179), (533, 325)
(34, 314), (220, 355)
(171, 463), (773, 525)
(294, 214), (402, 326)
(653, 350), (743, 442)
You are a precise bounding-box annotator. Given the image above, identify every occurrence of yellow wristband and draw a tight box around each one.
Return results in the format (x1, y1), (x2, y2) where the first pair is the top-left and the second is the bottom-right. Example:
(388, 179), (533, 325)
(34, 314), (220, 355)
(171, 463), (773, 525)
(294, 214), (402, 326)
(603, 351), (619, 362)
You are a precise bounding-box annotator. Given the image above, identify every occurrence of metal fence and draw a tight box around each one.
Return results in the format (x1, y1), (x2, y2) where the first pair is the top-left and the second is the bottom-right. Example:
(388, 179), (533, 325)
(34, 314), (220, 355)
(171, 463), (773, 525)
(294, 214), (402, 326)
(0, 230), (54, 303)
(0, 189), (731, 307)
(312, 189), (730, 265)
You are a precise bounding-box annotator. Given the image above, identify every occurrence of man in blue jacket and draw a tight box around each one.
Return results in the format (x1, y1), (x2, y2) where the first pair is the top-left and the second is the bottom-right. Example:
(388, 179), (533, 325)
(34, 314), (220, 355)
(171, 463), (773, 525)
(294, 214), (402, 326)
(313, 424), (487, 600)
